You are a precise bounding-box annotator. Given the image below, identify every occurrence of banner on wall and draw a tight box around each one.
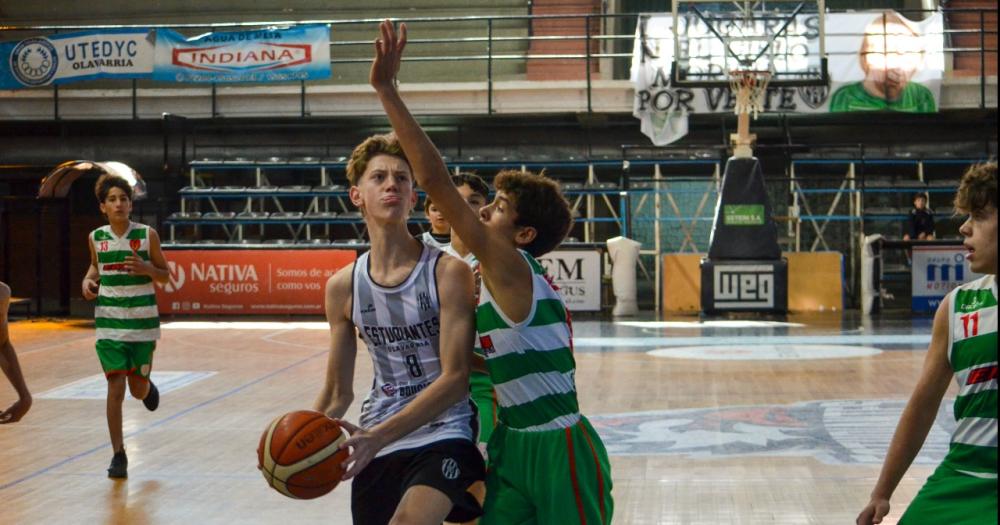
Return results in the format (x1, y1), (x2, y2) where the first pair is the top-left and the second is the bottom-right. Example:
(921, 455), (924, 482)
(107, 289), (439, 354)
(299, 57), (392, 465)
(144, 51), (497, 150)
(0, 29), (154, 89)
(631, 11), (944, 145)
(537, 250), (603, 311)
(156, 249), (355, 315)
(153, 24), (331, 83)
(911, 245), (983, 312)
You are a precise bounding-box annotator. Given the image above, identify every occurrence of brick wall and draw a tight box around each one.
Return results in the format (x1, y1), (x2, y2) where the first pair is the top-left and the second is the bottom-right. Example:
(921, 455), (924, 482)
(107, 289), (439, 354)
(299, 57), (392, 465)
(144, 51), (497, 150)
(526, 0), (603, 80)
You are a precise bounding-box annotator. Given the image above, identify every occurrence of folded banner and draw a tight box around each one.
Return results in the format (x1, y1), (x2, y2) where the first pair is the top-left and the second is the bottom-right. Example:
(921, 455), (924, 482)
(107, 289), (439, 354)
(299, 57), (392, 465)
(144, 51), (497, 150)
(0, 28), (154, 89)
(153, 24), (331, 83)
(632, 11), (944, 145)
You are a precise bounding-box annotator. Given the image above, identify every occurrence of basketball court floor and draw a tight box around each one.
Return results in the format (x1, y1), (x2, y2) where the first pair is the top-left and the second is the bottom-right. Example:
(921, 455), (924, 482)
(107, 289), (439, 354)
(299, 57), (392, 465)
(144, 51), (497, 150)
(0, 312), (946, 524)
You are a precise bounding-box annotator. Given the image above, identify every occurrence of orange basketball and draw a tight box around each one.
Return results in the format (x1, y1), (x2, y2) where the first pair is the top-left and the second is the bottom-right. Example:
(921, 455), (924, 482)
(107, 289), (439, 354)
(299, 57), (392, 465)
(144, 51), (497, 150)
(257, 410), (350, 499)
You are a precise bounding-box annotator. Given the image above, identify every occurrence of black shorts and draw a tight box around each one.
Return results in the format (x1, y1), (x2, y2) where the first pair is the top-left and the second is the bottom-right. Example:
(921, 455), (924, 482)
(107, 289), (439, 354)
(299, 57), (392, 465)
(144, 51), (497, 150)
(351, 438), (486, 524)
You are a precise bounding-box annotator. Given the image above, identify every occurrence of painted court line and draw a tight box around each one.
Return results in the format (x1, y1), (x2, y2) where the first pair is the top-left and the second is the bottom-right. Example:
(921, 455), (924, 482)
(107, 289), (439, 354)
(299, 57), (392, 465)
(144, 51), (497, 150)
(0, 348), (327, 492)
(574, 334), (932, 348)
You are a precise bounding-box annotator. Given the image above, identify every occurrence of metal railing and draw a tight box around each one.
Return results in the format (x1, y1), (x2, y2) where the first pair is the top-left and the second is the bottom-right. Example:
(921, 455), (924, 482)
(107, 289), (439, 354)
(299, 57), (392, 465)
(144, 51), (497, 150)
(0, 8), (995, 119)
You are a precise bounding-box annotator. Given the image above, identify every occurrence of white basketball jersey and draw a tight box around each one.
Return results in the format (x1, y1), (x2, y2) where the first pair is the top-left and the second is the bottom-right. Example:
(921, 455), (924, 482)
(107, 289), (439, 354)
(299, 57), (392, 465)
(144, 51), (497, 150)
(420, 230), (450, 251)
(352, 244), (475, 456)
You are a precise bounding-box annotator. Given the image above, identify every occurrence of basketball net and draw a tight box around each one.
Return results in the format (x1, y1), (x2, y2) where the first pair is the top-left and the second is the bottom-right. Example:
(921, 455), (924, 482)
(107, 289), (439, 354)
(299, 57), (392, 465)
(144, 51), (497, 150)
(729, 69), (771, 158)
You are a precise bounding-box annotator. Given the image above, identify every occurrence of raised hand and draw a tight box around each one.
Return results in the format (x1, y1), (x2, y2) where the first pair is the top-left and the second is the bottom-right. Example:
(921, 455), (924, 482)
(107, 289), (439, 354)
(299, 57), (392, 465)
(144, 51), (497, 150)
(370, 19), (407, 92)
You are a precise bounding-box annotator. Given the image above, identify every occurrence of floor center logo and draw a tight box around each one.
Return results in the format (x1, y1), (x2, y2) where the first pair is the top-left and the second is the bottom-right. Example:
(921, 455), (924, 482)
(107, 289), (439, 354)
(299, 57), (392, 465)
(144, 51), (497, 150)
(159, 261), (186, 293)
(10, 37), (59, 87)
(589, 399), (954, 465)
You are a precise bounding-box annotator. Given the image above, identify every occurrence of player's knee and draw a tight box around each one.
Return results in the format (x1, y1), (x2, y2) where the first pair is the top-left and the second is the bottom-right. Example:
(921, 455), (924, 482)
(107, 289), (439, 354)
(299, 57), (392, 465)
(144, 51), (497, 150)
(107, 376), (127, 401)
(388, 511), (430, 525)
(0, 282), (9, 301)
(127, 376), (149, 398)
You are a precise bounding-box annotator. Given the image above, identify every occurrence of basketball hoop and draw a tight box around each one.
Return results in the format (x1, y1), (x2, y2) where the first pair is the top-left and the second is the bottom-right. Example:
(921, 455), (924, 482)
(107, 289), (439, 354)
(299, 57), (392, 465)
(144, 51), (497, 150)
(729, 69), (771, 158)
(730, 69), (772, 119)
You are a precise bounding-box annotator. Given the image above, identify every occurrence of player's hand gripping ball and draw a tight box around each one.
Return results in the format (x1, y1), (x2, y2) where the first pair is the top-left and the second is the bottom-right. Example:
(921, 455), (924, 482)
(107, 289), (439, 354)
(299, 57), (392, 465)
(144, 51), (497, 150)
(258, 410), (349, 499)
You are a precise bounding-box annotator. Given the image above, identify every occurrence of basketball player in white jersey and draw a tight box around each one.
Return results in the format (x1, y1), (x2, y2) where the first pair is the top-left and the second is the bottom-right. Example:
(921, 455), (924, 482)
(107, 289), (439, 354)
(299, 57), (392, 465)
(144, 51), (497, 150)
(371, 21), (613, 524)
(314, 133), (485, 525)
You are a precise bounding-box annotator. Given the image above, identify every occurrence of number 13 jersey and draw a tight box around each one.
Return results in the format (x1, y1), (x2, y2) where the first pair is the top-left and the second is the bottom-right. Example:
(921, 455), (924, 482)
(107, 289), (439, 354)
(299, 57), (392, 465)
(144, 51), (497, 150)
(352, 243), (476, 457)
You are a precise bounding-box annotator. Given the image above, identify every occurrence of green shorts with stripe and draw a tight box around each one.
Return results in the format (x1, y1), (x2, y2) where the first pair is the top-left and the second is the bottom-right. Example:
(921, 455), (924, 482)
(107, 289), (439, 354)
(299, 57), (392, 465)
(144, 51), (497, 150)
(471, 371), (497, 447)
(96, 339), (156, 380)
(480, 416), (613, 525)
(899, 463), (998, 525)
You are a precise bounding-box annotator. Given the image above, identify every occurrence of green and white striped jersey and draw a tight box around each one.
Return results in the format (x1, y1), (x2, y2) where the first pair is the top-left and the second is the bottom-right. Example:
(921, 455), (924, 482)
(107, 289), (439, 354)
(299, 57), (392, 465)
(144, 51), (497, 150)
(91, 223), (160, 342)
(944, 274), (997, 478)
(476, 250), (580, 431)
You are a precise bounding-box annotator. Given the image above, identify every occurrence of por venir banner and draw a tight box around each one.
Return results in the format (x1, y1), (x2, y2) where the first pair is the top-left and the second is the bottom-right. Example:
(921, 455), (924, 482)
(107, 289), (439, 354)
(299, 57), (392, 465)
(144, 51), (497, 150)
(156, 249), (355, 314)
(153, 24), (331, 83)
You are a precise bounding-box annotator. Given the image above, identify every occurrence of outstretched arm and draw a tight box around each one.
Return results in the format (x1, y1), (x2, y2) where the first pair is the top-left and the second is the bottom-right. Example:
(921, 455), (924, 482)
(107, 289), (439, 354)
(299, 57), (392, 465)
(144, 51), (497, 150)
(370, 21), (498, 263)
(370, 20), (535, 321)
(337, 256), (475, 480)
(856, 296), (954, 525)
(314, 265), (359, 420)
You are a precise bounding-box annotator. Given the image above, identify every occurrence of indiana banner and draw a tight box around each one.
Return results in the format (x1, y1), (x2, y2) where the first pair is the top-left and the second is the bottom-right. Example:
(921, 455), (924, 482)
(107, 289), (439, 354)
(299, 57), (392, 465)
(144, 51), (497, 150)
(153, 24), (331, 83)
(631, 11), (944, 145)
(0, 29), (154, 89)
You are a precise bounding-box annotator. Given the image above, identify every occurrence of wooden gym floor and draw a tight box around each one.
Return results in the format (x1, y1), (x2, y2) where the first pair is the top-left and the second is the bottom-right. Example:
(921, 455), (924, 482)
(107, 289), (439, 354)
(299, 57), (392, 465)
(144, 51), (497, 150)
(0, 313), (950, 524)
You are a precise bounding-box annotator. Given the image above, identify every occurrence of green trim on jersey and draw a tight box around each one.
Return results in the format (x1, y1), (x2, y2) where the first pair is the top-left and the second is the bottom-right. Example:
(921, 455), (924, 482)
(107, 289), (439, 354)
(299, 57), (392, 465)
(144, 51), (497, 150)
(486, 345), (576, 384)
(95, 316), (161, 330)
(91, 223), (160, 342)
(96, 295), (159, 308)
(100, 274), (154, 286)
(943, 275), (997, 476)
(97, 250), (149, 263)
(94, 228), (147, 241)
(477, 250), (581, 431)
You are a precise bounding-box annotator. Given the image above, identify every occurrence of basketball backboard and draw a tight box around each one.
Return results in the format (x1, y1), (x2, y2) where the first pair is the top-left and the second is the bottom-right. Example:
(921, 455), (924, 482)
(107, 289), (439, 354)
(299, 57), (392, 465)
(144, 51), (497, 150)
(670, 0), (829, 87)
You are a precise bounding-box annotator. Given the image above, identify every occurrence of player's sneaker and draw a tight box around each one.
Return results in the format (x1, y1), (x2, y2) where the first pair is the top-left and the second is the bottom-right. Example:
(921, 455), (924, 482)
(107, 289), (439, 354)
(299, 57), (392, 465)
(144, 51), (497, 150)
(143, 381), (159, 411)
(107, 450), (128, 479)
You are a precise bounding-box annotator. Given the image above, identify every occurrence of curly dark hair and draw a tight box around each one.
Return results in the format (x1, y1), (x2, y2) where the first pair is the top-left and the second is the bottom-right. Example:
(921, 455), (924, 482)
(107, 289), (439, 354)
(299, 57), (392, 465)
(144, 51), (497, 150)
(954, 162), (997, 216)
(493, 170), (572, 257)
(94, 174), (133, 203)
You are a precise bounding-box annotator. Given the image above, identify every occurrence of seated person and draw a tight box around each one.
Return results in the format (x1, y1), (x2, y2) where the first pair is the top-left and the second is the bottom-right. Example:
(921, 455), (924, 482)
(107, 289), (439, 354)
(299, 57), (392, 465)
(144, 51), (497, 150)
(904, 192), (935, 241)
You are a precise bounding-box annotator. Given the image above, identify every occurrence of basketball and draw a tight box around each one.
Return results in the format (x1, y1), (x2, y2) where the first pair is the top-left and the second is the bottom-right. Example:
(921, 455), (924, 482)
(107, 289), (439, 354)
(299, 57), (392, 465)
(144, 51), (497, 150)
(257, 410), (350, 499)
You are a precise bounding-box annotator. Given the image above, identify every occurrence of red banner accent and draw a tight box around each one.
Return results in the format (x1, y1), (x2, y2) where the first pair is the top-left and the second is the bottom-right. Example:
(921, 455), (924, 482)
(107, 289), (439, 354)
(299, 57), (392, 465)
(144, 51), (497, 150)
(155, 250), (356, 314)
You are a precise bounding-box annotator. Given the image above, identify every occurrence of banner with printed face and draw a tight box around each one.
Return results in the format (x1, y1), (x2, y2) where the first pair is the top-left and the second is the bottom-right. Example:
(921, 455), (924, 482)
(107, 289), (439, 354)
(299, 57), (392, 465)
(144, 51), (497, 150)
(911, 245), (982, 312)
(153, 25), (330, 83)
(537, 250), (603, 311)
(156, 249), (355, 315)
(632, 11), (944, 145)
(0, 29), (154, 89)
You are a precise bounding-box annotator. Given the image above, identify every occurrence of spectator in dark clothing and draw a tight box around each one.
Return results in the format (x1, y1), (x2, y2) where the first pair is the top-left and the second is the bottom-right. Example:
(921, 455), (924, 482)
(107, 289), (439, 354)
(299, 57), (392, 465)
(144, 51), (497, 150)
(904, 192), (935, 240)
